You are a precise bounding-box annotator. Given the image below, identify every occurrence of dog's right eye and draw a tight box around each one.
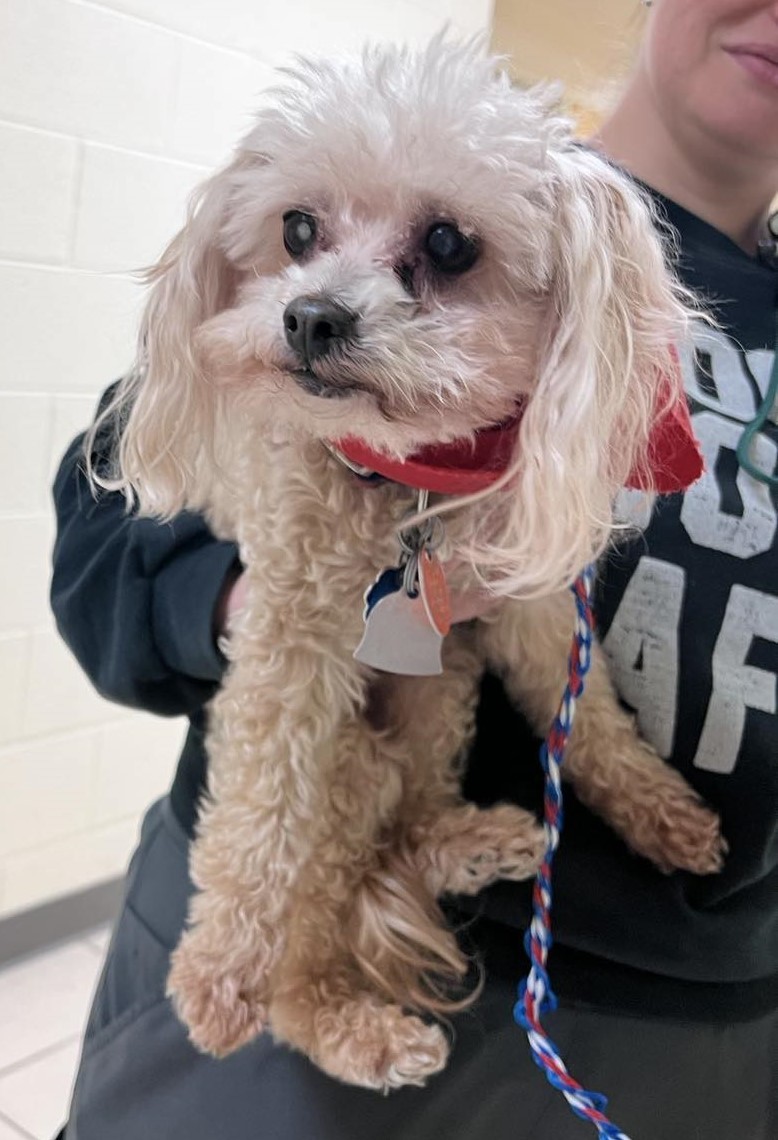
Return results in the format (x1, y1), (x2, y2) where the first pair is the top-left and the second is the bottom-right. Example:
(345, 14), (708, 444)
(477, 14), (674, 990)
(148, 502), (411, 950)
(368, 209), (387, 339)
(283, 210), (318, 258)
(424, 222), (479, 276)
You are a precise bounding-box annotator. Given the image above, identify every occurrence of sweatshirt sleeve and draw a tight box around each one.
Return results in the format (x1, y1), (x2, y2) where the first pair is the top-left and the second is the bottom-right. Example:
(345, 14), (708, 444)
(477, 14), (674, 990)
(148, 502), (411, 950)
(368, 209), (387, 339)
(50, 409), (240, 719)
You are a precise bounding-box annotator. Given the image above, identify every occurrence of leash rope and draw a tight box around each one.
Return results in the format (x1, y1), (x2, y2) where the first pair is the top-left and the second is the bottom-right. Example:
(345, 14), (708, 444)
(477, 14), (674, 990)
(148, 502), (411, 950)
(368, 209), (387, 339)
(514, 565), (632, 1140)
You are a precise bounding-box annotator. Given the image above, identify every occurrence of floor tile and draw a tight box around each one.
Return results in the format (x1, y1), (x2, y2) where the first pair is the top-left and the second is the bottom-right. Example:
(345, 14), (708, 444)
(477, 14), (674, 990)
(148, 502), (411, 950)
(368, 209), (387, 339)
(0, 942), (100, 1072)
(0, 1037), (80, 1139)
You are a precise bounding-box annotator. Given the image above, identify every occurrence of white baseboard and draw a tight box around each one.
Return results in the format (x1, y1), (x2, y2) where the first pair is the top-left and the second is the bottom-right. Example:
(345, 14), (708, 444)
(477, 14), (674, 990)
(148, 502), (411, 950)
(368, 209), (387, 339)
(0, 879), (123, 966)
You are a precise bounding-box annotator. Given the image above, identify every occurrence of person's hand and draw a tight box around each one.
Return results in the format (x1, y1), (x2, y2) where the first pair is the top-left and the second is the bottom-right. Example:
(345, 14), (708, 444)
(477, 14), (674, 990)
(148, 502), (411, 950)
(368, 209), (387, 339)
(445, 558), (502, 624)
(214, 567), (247, 640)
(449, 586), (501, 625)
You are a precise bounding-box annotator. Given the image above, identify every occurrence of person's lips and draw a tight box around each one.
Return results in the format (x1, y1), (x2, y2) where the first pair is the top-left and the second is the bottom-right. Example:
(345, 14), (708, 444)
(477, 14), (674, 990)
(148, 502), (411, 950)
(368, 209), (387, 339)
(725, 43), (778, 89)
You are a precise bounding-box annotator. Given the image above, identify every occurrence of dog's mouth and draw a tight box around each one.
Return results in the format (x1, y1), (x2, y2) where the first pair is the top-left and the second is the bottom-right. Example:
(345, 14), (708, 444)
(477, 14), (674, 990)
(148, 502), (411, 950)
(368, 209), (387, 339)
(292, 367), (361, 400)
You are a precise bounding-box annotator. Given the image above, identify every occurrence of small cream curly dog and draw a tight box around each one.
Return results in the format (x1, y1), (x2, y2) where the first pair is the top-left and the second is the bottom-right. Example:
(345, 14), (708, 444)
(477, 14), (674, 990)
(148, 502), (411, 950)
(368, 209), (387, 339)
(99, 38), (724, 1090)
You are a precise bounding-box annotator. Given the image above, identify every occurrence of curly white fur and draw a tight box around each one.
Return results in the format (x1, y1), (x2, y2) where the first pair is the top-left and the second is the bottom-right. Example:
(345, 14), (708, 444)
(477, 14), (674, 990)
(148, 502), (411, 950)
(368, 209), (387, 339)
(88, 35), (724, 1090)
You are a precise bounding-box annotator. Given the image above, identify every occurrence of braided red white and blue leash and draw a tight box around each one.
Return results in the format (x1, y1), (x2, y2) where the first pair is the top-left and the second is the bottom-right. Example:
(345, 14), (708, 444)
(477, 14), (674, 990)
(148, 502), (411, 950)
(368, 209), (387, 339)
(514, 564), (632, 1140)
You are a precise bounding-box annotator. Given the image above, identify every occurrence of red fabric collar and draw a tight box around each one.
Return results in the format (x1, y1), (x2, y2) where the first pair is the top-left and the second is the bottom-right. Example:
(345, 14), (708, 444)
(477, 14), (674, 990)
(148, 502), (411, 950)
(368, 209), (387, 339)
(334, 378), (703, 497)
(335, 416), (520, 495)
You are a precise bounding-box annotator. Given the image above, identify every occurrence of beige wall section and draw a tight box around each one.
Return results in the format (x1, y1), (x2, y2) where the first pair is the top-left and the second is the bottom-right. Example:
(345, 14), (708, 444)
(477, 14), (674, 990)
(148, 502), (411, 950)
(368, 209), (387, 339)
(492, 0), (644, 127)
(0, 0), (494, 922)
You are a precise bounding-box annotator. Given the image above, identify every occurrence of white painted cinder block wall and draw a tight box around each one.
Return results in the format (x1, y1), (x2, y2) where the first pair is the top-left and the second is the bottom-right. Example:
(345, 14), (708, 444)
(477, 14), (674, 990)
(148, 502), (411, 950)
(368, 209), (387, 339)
(0, 0), (494, 920)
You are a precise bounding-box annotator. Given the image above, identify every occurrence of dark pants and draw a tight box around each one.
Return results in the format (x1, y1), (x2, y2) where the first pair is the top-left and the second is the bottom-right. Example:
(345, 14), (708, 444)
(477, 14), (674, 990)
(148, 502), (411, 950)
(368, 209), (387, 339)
(61, 798), (777, 1139)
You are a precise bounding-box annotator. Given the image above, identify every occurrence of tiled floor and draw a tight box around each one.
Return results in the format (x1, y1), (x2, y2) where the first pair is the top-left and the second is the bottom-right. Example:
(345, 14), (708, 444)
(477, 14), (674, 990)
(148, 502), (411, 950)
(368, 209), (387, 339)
(0, 927), (110, 1140)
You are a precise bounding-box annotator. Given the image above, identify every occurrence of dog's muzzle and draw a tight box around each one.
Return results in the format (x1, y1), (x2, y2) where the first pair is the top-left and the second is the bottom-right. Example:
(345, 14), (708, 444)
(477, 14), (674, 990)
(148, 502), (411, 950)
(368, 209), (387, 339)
(284, 294), (356, 362)
(284, 295), (359, 399)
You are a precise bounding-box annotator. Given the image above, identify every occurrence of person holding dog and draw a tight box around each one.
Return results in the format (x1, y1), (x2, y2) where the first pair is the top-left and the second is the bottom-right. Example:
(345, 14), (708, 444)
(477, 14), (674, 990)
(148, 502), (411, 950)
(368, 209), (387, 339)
(51, 1), (776, 1136)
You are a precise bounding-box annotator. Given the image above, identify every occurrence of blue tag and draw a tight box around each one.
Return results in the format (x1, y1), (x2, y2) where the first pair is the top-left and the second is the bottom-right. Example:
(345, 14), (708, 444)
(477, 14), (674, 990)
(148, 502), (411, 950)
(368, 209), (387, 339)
(364, 566), (406, 617)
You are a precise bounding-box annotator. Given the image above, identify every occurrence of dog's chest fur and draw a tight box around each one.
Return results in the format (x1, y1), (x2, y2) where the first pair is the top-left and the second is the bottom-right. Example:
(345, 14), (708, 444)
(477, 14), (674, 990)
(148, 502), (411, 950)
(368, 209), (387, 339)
(209, 432), (444, 647)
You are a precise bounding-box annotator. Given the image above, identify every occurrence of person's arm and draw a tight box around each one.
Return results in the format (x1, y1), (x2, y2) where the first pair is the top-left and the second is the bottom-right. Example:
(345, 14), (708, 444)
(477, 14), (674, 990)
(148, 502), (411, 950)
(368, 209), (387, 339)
(50, 395), (241, 719)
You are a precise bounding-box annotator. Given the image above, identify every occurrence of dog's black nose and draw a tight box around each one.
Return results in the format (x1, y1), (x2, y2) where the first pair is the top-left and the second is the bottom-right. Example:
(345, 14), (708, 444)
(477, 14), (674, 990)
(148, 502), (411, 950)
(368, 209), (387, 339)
(283, 296), (356, 365)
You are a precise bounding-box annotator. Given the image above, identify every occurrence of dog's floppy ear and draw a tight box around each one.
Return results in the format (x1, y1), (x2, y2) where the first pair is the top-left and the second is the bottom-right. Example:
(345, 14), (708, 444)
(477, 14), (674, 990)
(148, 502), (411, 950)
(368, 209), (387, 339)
(477, 147), (691, 597)
(101, 151), (260, 517)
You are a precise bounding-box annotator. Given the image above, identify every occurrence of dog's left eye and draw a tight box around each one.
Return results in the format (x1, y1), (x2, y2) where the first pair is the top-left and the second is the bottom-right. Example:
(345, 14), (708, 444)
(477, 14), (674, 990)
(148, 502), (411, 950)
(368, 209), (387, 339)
(283, 210), (318, 258)
(425, 222), (479, 275)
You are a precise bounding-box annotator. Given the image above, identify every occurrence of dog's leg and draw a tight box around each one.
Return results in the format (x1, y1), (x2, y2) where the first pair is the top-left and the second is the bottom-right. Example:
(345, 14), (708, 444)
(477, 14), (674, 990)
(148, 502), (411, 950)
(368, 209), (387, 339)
(165, 655), (309, 1056)
(479, 594), (726, 875)
(266, 712), (462, 1090)
(378, 631), (544, 897)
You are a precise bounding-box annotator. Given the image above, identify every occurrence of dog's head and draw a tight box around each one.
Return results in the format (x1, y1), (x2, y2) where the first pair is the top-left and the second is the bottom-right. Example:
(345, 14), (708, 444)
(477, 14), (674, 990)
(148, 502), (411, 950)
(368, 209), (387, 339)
(107, 35), (693, 595)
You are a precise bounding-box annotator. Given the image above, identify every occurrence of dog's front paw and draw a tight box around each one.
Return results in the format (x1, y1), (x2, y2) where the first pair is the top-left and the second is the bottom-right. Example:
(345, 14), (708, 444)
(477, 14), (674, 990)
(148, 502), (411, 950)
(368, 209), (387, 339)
(418, 803), (545, 896)
(290, 994), (449, 1091)
(167, 936), (268, 1057)
(626, 776), (727, 875)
